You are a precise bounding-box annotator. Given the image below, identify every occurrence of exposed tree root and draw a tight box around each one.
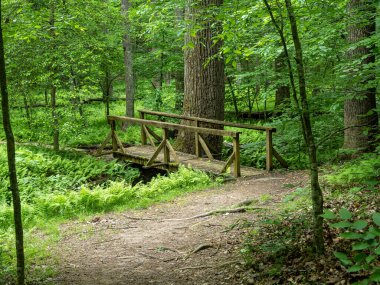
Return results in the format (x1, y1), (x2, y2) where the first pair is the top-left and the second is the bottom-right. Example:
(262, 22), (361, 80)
(184, 244), (214, 260)
(123, 205), (264, 222)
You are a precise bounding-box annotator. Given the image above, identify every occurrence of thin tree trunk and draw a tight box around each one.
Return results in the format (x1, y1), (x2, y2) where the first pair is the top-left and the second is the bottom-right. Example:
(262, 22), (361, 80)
(44, 89), (49, 106)
(22, 93), (31, 127)
(174, 6), (185, 112)
(274, 52), (290, 115)
(246, 87), (252, 114)
(50, 2), (59, 151)
(0, 4), (25, 283)
(227, 76), (239, 117)
(51, 86), (59, 151)
(284, 0), (324, 254)
(174, 70), (184, 111)
(122, 0), (135, 119)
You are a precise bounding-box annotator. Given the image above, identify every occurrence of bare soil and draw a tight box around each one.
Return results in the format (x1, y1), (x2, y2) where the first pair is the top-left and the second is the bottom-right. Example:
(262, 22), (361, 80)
(52, 171), (308, 285)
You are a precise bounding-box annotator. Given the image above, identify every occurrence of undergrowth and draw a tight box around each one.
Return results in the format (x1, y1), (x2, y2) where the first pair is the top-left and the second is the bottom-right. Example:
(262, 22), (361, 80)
(240, 151), (380, 284)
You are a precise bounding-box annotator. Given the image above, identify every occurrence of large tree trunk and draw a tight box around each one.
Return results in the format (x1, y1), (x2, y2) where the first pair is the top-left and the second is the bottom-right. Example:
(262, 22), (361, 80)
(0, 5), (25, 284)
(122, 0), (135, 118)
(343, 0), (378, 150)
(178, 0), (225, 156)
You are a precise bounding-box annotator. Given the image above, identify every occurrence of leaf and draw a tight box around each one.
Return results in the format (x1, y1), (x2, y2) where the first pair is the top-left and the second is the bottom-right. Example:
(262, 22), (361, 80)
(368, 226), (380, 237)
(347, 264), (362, 273)
(352, 220), (368, 230)
(339, 208), (352, 220)
(331, 221), (352, 228)
(372, 212), (380, 227)
(365, 255), (376, 264)
(321, 210), (336, 219)
(370, 269), (380, 282)
(341, 232), (363, 239)
(353, 253), (366, 263)
(375, 246), (380, 255)
(352, 242), (370, 251)
(334, 252), (352, 266)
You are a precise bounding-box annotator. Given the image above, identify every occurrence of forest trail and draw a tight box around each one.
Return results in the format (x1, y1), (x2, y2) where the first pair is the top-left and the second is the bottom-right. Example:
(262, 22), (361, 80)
(53, 171), (308, 285)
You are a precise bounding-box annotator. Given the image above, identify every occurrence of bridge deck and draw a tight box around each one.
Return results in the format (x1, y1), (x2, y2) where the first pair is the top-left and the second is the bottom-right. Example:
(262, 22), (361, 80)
(113, 145), (265, 178)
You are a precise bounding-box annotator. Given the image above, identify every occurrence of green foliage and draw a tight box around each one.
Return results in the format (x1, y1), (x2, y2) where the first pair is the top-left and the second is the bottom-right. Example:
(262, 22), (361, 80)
(325, 152), (380, 189)
(0, 145), (140, 203)
(323, 208), (380, 284)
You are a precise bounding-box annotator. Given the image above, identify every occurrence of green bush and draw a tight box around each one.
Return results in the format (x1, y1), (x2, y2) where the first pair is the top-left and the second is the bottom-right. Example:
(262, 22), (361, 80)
(0, 145), (140, 203)
(322, 209), (380, 284)
(326, 153), (380, 188)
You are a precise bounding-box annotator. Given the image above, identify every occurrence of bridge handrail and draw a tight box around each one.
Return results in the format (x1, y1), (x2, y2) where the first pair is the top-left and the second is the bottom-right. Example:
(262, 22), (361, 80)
(137, 109), (288, 171)
(107, 116), (240, 138)
(138, 109), (276, 132)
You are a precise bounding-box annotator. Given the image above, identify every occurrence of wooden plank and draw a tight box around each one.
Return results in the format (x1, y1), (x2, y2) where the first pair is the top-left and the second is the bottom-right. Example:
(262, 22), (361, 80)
(140, 112), (147, 145)
(114, 145), (265, 178)
(146, 139), (166, 166)
(233, 134), (241, 177)
(143, 163), (168, 169)
(111, 121), (118, 152)
(273, 147), (289, 168)
(221, 152), (235, 174)
(198, 134), (214, 160)
(108, 116), (240, 138)
(114, 132), (126, 154)
(143, 125), (156, 147)
(163, 129), (170, 164)
(266, 130), (273, 171)
(194, 120), (201, 158)
(95, 131), (112, 156)
(94, 150), (113, 157)
(165, 140), (180, 164)
(138, 109), (276, 132)
(195, 132), (201, 157)
(146, 126), (162, 142)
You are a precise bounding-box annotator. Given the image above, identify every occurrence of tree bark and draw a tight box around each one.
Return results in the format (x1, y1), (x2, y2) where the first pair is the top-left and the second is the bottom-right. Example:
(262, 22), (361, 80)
(343, 0), (378, 150)
(50, 2), (59, 151)
(122, 0), (135, 119)
(274, 52), (290, 114)
(284, 0), (324, 254)
(51, 86), (59, 151)
(227, 76), (239, 117)
(174, 7), (185, 112)
(178, 0), (225, 156)
(0, 3), (25, 283)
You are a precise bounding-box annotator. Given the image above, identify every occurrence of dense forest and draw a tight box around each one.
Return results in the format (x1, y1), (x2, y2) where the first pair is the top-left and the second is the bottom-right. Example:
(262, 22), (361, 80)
(0, 0), (379, 284)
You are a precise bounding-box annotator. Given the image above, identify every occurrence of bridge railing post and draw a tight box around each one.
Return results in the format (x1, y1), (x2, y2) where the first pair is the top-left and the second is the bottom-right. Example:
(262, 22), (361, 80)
(163, 128), (170, 164)
(233, 133), (241, 178)
(266, 129), (273, 171)
(194, 120), (201, 158)
(140, 111), (147, 145)
(110, 120), (118, 152)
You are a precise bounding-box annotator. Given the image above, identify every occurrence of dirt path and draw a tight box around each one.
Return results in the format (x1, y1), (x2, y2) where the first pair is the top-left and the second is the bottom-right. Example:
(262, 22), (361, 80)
(53, 171), (308, 285)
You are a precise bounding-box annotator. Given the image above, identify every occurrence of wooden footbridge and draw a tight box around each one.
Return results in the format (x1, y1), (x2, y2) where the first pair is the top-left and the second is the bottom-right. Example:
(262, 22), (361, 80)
(96, 110), (288, 178)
